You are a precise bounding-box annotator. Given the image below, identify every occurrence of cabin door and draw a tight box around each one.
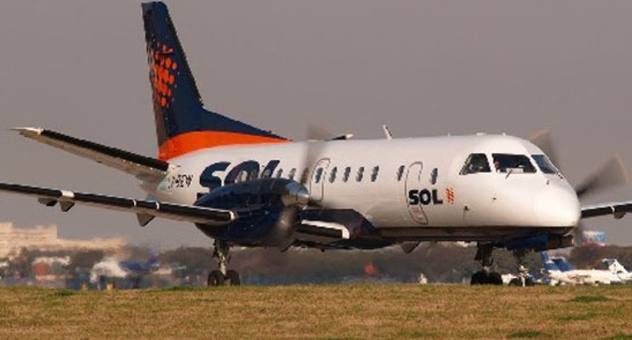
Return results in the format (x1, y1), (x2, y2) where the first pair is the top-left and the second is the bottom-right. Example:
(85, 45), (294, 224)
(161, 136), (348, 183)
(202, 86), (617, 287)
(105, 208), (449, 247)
(405, 162), (428, 225)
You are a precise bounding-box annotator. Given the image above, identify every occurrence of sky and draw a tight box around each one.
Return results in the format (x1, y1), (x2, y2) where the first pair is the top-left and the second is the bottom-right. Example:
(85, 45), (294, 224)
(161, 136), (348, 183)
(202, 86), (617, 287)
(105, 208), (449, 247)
(0, 1), (631, 248)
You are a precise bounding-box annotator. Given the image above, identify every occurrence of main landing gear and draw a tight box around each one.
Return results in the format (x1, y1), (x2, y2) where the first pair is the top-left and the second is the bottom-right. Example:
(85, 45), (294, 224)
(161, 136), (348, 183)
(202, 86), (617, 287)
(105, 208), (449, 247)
(508, 249), (535, 287)
(470, 244), (503, 285)
(207, 240), (241, 287)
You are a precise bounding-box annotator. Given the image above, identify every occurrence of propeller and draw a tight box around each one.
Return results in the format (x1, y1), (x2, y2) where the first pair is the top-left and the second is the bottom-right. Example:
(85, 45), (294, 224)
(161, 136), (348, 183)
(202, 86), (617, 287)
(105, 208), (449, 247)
(528, 130), (630, 246)
(574, 155), (629, 199)
(528, 129), (560, 167)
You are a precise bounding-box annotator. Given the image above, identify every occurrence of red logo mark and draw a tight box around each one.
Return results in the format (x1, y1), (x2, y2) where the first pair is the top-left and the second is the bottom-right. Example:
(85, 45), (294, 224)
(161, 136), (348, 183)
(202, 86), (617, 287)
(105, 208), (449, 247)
(446, 187), (455, 204)
(147, 42), (178, 108)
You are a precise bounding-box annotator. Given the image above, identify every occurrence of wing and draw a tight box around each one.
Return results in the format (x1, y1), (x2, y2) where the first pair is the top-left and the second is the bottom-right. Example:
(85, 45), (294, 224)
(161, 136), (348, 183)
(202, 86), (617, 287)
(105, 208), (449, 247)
(0, 182), (236, 226)
(291, 209), (383, 250)
(581, 201), (632, 219)
(12, 127), (168, 182)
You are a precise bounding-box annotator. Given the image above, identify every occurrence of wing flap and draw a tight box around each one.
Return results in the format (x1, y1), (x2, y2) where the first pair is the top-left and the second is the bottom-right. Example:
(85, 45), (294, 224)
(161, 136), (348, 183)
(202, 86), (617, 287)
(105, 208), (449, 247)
(13, 127), (169, 182)
(294, 219), (351, 245)
(0, 182), (236, 226)
(581, 201), (632, 219)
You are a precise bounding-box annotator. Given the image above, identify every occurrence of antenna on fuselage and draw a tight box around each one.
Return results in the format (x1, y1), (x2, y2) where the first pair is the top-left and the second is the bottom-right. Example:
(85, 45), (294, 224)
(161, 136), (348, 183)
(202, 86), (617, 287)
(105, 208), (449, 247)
(382, 125), (393, 140)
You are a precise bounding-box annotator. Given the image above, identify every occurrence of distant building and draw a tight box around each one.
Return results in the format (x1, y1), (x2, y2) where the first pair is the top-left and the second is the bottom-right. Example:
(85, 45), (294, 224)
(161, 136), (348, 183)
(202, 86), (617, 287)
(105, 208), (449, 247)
(582, 230), (607, 247)
(0, 222), (126, 258)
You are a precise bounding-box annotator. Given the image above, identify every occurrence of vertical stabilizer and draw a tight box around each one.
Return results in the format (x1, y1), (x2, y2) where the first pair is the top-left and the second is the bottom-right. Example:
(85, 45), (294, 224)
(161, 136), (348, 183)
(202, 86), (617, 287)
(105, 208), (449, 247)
(141, 2), (286, 160)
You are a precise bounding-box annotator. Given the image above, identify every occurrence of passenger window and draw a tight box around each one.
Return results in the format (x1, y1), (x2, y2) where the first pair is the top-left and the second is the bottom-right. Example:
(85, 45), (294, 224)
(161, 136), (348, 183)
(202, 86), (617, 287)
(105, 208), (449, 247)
(460, 154), (491, 175)
(288, 168), (296, 181)
(356, 167), (365, 182)
(371, 166), (379, 182)
(531, 155), (558, 174)
(492, 154), (536, 174)
(396, 165), (405, 181)
(314, 168), (324, 183)
(276, 169), (283, 178)
(261, 168), (273, 179)
(430, 168), (438, 184)
(343, 167), (351, 182)
(329, 167), (338, 183)
(300, 168), (309, 184)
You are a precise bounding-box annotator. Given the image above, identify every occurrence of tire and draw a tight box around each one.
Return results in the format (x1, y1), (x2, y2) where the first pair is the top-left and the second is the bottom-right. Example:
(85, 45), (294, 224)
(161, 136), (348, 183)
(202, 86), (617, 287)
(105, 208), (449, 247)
(225, 270), (240, 286)
(524, 277), (535, 287)
(471, 271), (487, 285)
(488, 272), (503, 285)
(509, 278), (522, 286)
(207, 270), (225, 287)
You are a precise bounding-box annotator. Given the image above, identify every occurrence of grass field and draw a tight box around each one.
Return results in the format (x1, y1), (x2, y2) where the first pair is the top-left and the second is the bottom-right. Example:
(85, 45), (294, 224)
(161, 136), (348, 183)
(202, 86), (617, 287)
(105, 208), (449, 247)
(1, 285), (631, 339)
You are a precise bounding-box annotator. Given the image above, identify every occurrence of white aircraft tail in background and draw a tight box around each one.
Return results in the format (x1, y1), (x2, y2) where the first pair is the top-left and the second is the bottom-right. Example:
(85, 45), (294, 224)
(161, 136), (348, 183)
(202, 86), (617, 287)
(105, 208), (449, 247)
(602, 258), (632, 283)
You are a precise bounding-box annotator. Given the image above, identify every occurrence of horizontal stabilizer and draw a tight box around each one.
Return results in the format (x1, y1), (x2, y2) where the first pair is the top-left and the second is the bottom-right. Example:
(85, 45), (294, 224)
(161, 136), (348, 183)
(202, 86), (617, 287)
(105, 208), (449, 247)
(13, 127), (169, 182)
(0, 182), (236, 226)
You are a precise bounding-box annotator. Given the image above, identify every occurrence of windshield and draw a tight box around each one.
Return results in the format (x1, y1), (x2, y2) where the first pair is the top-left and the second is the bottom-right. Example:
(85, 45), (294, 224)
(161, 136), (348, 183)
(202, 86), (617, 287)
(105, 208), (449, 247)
(531, 154), (559, 174)
(491, 154), (536, 174)
(460, 153), (491, 175)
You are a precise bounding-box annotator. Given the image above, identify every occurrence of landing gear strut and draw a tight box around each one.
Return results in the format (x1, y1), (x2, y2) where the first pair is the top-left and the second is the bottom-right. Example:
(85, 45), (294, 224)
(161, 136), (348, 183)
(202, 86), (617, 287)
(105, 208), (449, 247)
(207, 240), (241, 287)
(508, 249), (534, 287)
(470, 244), (503, 285)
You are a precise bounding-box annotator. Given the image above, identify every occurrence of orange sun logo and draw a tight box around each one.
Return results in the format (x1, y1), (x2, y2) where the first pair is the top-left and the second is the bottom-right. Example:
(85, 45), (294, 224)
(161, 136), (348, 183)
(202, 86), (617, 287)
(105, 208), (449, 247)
(446, 187), (455, 204)
(147, 42), (178, 108)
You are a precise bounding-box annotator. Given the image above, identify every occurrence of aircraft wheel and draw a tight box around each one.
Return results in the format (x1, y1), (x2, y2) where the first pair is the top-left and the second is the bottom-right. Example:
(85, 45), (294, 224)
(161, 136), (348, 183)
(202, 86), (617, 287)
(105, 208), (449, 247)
(470, 271), (487, 285)
(524, 277), (535, 286)
(488, 272), (503, 285)
(225, 270), (240, 286)
(509, 278), (522, 286)
(207, 270), (225, 287)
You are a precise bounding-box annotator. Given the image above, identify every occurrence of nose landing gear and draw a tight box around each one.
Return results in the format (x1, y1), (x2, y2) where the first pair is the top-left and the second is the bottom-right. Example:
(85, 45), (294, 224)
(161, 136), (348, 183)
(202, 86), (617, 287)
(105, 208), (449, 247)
(470, 244), (503, 285)
(207, 240), (241, 287)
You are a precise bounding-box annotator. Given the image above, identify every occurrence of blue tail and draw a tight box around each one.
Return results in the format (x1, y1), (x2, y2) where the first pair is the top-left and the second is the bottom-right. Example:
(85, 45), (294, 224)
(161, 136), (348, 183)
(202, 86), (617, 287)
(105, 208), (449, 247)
(141, 2), (286, 160)
(540, 252), (560, 272)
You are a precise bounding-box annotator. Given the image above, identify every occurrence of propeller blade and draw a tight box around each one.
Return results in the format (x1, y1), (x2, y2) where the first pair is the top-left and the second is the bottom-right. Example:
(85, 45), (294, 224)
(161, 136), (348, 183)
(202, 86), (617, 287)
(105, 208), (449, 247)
(572, 222), (585, 246)
(528, 129), (560, 168)
(306, 124), (333, 141)
(575, 155), (630, 199)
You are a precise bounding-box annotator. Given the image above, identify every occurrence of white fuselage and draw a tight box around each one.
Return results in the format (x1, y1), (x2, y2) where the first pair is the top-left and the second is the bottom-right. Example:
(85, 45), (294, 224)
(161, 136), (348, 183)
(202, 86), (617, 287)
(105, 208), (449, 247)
(147, 134), (580, 241)
(547, 269), (622, 286)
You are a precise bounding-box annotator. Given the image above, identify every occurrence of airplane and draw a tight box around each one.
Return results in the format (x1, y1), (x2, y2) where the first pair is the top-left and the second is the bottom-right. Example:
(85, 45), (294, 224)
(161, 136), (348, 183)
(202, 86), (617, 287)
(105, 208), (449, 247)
(602, 258), (632, 283)
(90, 255), (160, 289)
(1, 1), (632, 287)
(540, 253), (622, 286)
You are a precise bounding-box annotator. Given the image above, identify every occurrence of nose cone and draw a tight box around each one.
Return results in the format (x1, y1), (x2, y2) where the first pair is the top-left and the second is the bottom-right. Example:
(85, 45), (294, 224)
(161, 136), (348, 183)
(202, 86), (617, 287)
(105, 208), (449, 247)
(533, 186), (581, 227)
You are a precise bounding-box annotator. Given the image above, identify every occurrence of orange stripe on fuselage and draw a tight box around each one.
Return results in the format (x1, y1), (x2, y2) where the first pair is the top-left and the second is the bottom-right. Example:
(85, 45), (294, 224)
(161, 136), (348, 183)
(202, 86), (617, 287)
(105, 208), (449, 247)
(158, 131), (288, 160)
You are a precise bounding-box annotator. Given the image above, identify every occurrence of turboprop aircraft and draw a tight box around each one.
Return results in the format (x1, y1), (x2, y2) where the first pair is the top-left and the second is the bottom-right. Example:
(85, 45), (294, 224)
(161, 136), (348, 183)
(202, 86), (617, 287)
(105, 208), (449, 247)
(1, 2), (631, 286)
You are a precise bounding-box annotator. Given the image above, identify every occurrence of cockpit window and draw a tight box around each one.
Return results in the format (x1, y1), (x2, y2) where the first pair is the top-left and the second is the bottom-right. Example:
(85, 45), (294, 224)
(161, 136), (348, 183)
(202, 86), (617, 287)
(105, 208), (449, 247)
(531, 154), (559, 174)
(492, 154), (536, 174)
(459, 153), (491, 175)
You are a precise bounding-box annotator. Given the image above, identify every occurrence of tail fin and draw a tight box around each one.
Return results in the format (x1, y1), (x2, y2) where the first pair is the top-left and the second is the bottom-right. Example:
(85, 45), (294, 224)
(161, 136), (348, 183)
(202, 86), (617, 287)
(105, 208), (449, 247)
(540, 252), (560, 272)
(603, 258), (627, 274)
(141, 2), (286, 160)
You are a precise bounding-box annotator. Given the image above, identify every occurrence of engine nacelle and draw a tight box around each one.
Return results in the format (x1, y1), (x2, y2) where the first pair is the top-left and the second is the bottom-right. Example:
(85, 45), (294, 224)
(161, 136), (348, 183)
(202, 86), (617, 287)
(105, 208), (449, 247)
(194, 179), (309, 247)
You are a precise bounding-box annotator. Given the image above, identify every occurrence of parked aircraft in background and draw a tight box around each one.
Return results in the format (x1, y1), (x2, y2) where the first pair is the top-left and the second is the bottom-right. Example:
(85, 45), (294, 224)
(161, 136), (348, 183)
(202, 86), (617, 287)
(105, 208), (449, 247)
(90, 255), (160, 288)
(541, 253), (622, 286)
(1, 2), (631, 286)
(602, 258), (632, 284)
